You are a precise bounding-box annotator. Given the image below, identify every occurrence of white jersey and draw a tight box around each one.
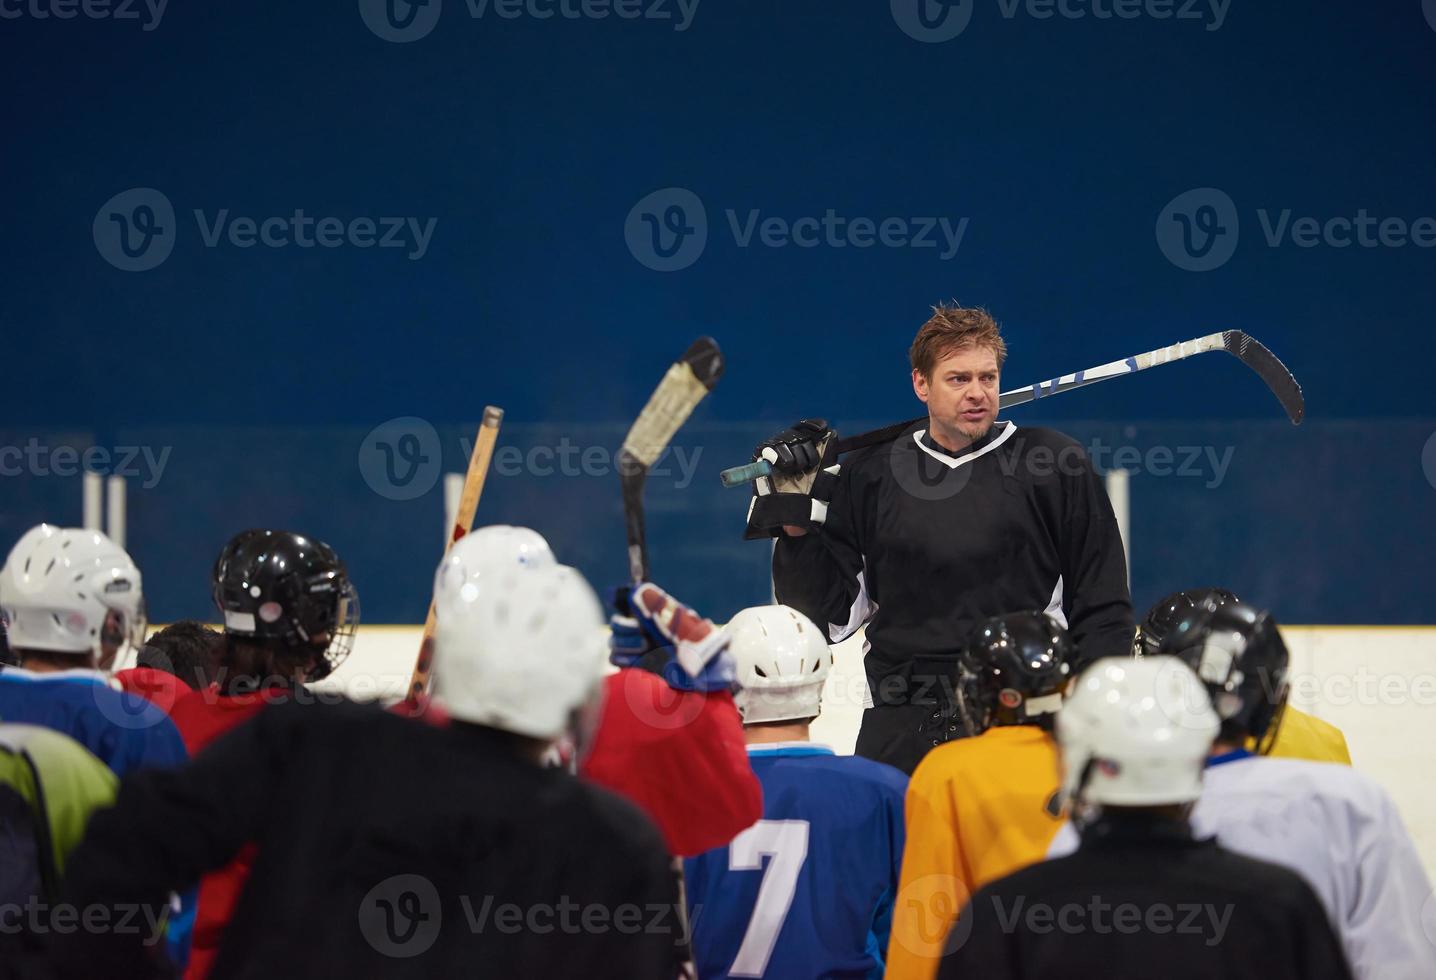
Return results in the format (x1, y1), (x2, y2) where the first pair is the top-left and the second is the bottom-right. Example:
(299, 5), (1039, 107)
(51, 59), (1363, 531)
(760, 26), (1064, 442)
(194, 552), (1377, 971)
(1048, 754), (1436, 980)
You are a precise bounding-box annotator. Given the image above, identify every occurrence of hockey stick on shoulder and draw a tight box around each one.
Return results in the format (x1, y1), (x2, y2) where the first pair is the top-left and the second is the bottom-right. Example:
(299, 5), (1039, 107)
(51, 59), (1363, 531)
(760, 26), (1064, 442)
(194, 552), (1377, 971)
(720, 330), (1303, 487)
(405, 406), (504, 708)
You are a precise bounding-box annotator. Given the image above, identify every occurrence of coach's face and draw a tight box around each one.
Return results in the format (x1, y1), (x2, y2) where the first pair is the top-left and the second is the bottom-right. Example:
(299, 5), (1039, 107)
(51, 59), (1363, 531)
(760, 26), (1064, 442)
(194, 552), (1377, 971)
(914, 344), (1000, 448)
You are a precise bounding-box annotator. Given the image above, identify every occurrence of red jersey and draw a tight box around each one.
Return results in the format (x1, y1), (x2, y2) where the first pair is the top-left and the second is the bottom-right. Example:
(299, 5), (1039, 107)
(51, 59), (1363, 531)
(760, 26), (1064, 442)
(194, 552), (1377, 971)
(167, 686), (280, 980)
(113, 667), (192, 716)
(580, 670), (761, 857)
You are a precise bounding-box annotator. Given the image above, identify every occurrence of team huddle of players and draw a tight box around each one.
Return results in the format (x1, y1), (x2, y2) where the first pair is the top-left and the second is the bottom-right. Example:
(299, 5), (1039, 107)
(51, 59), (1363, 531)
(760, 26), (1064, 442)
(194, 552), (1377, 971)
(0, 521), (1432, 979)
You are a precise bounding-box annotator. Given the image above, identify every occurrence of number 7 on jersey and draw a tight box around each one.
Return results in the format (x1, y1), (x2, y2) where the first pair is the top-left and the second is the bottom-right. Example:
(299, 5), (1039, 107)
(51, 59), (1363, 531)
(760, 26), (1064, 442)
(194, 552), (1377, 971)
(726, 819), (810, 978)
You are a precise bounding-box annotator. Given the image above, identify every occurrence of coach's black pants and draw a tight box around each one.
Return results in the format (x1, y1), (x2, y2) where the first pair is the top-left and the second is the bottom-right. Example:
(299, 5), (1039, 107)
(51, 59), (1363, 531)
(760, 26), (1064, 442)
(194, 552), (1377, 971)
(854, 702), (966, 775)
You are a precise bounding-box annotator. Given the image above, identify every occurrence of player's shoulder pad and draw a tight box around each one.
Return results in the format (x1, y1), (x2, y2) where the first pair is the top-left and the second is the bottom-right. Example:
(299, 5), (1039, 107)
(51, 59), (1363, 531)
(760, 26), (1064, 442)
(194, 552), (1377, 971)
(821, 752), (910, 798)
(1256, 755), (1395, 812)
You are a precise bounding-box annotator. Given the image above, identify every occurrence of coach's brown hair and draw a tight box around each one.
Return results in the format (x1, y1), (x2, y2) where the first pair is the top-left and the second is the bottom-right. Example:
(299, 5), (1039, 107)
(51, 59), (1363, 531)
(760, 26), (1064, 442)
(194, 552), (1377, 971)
(909, 304), (1008, 378)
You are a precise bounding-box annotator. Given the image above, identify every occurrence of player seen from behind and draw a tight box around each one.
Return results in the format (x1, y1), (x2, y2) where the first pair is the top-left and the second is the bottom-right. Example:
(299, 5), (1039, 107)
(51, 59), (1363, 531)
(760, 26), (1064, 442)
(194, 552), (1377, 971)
(683, 604), (907, 980)
(0, 524), (187, 778)
(53, 557), (680, 979)
(885, 612), (1074, 980)
(1152, 599), (1430, 979)
(1136, 586), (1351, 764)
(941, 656), (1353, 980)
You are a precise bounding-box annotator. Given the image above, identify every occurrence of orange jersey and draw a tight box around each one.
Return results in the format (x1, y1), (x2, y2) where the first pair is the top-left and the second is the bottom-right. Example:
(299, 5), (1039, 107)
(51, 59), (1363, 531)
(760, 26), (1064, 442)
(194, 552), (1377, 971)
(886, 726), (1064, 980)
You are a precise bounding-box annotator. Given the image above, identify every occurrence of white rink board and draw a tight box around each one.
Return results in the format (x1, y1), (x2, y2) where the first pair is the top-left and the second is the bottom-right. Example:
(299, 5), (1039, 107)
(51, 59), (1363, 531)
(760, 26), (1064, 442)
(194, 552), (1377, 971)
(319, 624), (1436, 878)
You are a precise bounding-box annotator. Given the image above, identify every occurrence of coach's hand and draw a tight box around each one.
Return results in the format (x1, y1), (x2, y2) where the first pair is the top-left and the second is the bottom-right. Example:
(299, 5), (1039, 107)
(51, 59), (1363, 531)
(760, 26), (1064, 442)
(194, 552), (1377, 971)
(756, 419), (830, 474)
(745, 419), (839, 540)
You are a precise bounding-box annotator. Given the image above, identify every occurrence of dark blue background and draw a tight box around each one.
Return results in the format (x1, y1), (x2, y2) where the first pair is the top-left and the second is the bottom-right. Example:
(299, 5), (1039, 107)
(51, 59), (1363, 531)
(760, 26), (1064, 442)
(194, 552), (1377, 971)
(2, 1), (1433, 623)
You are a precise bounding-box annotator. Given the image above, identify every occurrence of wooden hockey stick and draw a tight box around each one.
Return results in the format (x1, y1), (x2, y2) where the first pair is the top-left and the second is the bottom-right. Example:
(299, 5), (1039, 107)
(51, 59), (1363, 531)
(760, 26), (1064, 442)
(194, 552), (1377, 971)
(404, 406), (504, 707)
(719, 329), (1304, 487)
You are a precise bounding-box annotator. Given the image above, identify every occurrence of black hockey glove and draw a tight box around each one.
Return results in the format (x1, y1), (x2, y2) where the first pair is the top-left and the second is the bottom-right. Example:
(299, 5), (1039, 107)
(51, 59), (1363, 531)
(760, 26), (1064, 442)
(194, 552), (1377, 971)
(744, 419), (841, 539)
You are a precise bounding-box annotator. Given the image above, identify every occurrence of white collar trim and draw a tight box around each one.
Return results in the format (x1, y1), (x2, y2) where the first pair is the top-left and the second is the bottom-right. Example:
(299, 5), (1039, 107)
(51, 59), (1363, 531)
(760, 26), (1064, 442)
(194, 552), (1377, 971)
(913, 420), (1016, 469)
(746, 741), (834, 754)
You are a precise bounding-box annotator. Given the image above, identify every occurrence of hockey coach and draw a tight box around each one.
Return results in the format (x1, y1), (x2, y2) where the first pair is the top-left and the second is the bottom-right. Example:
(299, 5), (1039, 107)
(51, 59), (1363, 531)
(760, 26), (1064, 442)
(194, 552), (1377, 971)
(746, 305), (1133, 774)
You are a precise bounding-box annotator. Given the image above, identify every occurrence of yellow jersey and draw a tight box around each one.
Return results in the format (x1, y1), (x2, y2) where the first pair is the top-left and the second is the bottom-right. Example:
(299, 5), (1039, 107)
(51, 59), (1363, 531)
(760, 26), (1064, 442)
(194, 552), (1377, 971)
(886, 725), (1064, 980)
(1261, 705), (1352, 765)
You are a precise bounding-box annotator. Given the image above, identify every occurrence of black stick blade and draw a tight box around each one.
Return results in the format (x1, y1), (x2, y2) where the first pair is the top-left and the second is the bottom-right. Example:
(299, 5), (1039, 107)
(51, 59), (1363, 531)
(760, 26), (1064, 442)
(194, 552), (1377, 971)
(1222, 330), (1305, 425)
(680, 336), (725, 390)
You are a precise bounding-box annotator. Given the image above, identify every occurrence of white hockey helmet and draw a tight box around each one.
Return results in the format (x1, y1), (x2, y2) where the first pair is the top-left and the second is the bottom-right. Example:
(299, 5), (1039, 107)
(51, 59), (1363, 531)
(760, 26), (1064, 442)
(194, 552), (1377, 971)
(0, 524), (145, 659)
(1057, 656), (1219, 809)
(431, 537), (606, 740)
(434, 524), (556, 583)
(724, 604), (832, 724)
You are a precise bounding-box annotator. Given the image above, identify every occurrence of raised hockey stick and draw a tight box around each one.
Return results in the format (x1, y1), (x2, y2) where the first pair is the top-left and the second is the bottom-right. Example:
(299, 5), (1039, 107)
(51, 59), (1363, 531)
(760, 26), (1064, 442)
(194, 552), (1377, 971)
(619, 336), (725, 582)
(404, 406), (504, 707)
(719, 329), (1303, 487)
(618, 338), (723, 980)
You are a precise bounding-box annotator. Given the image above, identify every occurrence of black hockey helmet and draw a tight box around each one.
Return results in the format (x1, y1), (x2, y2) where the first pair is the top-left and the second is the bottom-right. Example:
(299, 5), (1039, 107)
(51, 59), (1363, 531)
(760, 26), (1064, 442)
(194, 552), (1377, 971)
(211, 529), (358, 681)
(1156, 598), (1289, 753)
(955, 611), (1076, 734)
(1135, 587), (1241, 658)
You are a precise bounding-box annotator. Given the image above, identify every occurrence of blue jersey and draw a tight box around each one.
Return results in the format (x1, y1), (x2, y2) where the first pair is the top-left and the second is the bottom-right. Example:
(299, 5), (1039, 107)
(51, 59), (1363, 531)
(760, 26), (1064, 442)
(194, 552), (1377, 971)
(0, 668), (188, 778)
(684, 743), (908, 980)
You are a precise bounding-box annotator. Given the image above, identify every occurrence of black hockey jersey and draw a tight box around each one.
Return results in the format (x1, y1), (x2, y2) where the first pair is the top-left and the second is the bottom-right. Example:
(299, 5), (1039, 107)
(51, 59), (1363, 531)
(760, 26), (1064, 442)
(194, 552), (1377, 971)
(936, 814), (1354, 980)
(774, 421), (1132, 703)
(51, 700), (681, 980)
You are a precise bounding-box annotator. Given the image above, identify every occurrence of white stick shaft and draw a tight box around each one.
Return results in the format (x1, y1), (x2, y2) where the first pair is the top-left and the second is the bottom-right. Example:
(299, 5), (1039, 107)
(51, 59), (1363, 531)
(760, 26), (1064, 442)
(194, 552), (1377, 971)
(82, 470), (103, 531)
(105, 475), (127, 549)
